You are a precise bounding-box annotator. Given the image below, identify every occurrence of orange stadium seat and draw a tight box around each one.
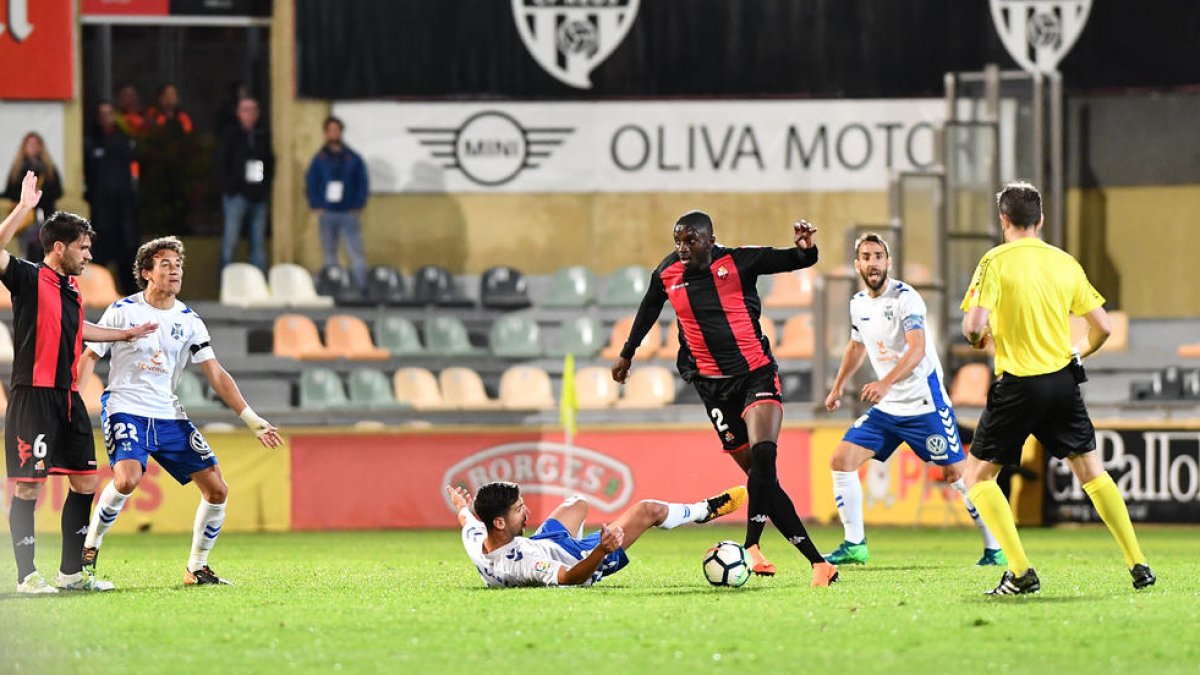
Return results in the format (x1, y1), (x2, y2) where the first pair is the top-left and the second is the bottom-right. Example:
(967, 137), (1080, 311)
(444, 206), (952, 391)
(615, 366), (676, 409)
(654, 322), (679, 360)
(79, 265), (121, 308)
(950, 363), (991, 407)
(772, 314), (814, 359)
(763, 268), (817, 308)
(273, 314), (335, 360)
(324, 315), (389, 360)
(575, 366), (618, 409)
(0, 287), (11, 309)
(0, 382), (7, 416)
(498, 365), (556, 410)
(393, 367), (453, 411)
(1070, 310), (1128, 353)
(439, 367), (503, 410)
(760, 316), (777, 347)
(601, 316), (661, 361)
(0, 322), (13, 363)
(1180, 343), (1200, 358)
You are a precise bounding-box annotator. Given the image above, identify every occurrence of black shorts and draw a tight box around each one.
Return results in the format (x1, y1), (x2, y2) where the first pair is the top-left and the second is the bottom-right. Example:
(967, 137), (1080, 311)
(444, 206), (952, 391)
(5, 387), (97, 482)
(692, 365), (783, 452)
(970, 366), (1095, 466)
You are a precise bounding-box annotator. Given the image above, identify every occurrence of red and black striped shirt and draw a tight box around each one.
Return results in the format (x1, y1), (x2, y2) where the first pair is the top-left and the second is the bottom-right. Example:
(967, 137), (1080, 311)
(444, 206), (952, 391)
(621, 245), (818, 379)
(1, 258), (85, 391)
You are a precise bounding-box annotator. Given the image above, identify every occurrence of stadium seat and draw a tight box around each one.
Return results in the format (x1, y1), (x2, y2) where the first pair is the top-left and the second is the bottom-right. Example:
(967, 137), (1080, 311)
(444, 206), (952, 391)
(176, 370), (220, 411)
(542, 266), (597, 308)
(760, 316), (778, 347)
(325, 315), (389, 360)
(268, 263), (334, 308)
(903, 262), (934, 285)
(364, 265), (415, 307)
(0, 322), (13, 363)
(273, 314), (335, 360)
(546, 316), (604, 359)
(480, 266), (532, 310)
(575, 366), (618, 409)
(347, 369), (403, 409)
(600, 316), (662, 360)
(489, 315), (543, 359)
(0, 288), (10, 309)
(423, 316), (484, 356)
(439, 367), (503, 410)
(615, 366), (676, 409)
(315, 264), (361, 305)
(413, 265), (473, 308)
(373, 316), (425, 357)
(78, 264), (122, 308)
(498, 365), (556, 410)
(654, 322), (680, 360)
(0, 382), (6, 414)
(756, 275), (773, 298)
(772, 314), (815, 358)
(80, 372), (104, 414)
(392, 367), (453, 410)
(300, 368), (351, 409)
(599, 266), (649, 307)
(950, 363), (991, 407)
(1181, 343), (1200, 358)
(220, 263), (278, 308)
(1069, 310), (1129, 353)
(763, 268), (817, 308)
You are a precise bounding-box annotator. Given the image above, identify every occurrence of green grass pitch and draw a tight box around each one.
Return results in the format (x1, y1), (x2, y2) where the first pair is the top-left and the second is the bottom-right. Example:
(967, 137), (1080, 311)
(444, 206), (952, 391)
(1, 525), (1197, 674)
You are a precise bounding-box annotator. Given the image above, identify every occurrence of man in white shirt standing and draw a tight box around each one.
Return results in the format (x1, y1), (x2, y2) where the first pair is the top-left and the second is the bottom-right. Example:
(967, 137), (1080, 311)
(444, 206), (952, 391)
(447, 482), (746, 588)
(77, 236), (284, 586)
(822, 233), (1004, 567)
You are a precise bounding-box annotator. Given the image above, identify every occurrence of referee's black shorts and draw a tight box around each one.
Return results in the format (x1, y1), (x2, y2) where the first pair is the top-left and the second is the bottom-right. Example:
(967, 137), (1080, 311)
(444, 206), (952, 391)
(970, 365), (1095, 466)
(4, 386), (97, 482)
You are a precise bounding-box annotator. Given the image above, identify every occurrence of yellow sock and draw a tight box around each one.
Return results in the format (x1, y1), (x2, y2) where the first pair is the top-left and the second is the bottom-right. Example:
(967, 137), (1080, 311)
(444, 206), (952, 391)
(967, 481), (1031, 575)
(1083, 472), (1147, 567)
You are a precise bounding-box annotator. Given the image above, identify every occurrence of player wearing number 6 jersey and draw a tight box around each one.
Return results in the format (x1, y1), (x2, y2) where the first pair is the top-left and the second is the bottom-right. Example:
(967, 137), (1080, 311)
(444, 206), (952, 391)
(77, 236), (284, 586)
(823, 233), (1004, 567)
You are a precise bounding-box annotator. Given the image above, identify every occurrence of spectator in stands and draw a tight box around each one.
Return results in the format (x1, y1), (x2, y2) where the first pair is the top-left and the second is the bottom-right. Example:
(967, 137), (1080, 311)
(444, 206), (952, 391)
(85, 101), (141, 295)
(114, 84), (146, 138)
(141, 83), (199, 235)
(4, 132), (63, 260)
(305, 116), (369, 292)
(215, 97), (274, 273)
(214, 81), (249, 141)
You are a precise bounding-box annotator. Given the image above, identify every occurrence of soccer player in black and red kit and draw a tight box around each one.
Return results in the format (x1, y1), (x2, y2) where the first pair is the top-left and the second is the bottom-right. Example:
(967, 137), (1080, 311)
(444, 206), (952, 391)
(1, 171), (156, 593)
(611, 210), (838, 587)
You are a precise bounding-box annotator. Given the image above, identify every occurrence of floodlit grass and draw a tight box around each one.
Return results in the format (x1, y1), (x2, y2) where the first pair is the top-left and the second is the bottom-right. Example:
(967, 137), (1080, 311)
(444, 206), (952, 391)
(1, 525), (1197, 674)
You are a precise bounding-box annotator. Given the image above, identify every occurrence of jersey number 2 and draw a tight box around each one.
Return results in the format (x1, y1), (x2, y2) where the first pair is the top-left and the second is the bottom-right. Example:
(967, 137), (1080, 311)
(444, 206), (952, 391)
(710, 408), (729, 431)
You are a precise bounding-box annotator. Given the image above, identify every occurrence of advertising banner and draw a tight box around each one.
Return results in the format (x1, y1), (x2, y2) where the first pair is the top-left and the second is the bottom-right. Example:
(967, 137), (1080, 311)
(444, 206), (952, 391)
(1047, 428), (1200, 523)
(0, 0), (72, 100)
(289, 428), (813, 530)
(333, 99), (943, 194)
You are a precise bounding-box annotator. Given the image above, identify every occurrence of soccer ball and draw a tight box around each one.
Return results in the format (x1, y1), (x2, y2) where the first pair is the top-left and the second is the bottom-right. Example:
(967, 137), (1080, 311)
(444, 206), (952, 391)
(703, 541), (750, 588)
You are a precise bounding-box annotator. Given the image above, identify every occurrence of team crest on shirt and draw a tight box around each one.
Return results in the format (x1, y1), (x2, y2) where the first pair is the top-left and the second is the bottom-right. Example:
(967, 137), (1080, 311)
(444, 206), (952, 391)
(534, 560), (552, 573)
(171, 323), (184, 341)
(883, 304), (895, 321)
(716, 265), (728, 280)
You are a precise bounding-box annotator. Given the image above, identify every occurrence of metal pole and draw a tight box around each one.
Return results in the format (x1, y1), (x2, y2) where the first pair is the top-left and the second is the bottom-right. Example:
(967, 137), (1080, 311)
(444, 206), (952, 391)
(1050, 72), (1065, 249)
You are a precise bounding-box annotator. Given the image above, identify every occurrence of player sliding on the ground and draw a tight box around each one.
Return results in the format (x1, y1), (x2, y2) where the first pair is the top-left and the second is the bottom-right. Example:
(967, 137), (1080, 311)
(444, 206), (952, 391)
(448, 482), (746, 588)
(822, 233), (1005, 567)
(77, 236), (284, 587)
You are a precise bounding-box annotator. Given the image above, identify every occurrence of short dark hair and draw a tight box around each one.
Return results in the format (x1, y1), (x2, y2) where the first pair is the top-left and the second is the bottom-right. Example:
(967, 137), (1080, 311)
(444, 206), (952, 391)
(854, 232), (890, 257)
(323, 116), (344, 132)
(474, 482), (520, 530)
(675, 210), (713, 236)
(133, 236), (186, 290)
(996, 181), (1042, 228)
(39, 212), (95, 255)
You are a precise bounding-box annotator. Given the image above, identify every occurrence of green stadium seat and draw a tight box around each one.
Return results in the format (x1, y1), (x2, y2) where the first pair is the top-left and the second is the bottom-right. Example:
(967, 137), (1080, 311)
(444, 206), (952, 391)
(374, 316), (425, 357)
(543, 266), (597, 308)
(547, 316), (604, 358)
(489, 315), (543, 359)
(299, 368), (351, 409)
(177, 370), (221, 411)
(347, 369), (404, 409)
(423, 317), (484, 357)
(599, 266), (649, 307)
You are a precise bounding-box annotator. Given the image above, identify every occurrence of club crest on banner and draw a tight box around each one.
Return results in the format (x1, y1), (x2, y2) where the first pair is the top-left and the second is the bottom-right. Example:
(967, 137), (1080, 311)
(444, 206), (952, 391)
(512, 0), (640, 89)
(990, 0), (1092, 74)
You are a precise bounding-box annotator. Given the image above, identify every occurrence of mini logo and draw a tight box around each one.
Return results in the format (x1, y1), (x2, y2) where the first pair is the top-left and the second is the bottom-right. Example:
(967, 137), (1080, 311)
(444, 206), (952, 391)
(716, 266), (729, 280)
(750, 514), (769, 523)
(512, 0), (640, 89)
(925, 434), (949, 458)
(442, 441), (634, 512)
(171, 323), (184, 341)
(150, 350), (165, 366)
(990, 0), (1092, 74)
(409, 110), (573, 187)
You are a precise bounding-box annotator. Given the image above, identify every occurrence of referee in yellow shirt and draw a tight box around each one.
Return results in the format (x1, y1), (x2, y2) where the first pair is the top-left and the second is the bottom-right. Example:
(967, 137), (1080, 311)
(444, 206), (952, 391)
(960, 181), (1155, 595)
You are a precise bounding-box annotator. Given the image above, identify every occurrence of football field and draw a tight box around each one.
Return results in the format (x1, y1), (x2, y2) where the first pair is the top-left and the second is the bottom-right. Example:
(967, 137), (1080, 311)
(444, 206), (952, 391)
(1, 525), (1197, 674)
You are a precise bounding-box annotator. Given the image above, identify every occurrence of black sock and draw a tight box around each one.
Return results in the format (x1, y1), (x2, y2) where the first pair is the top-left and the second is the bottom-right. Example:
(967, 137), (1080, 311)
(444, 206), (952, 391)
(765, 483), (825, 565)
(10, 496), (37, 582)
(60, 490), (94, 576)
(743, 442), (777, 549)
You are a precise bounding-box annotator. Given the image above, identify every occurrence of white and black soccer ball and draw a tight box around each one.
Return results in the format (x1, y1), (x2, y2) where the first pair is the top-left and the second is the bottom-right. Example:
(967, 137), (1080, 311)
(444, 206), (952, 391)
(703, 540), (750, 588)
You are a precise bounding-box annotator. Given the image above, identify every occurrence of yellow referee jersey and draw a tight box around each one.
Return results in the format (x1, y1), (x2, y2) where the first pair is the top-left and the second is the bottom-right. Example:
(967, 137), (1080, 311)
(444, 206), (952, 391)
(961, 237), (1104, 377)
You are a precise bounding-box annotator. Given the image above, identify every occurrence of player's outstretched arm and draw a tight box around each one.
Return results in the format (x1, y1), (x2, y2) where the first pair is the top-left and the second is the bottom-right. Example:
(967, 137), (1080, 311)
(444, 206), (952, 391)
(0, 171), (43, 274)
(446, 485), (476, 527)
(826, 340), (867, 412)
(557, 524), (623, 586)
(200, 358), (284, 448)
(82, 321), (158, 343)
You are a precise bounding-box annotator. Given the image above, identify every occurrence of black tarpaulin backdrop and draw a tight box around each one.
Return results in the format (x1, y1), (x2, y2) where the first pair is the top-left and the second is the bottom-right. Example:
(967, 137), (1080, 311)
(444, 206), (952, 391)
(296, 0), (1200, 100)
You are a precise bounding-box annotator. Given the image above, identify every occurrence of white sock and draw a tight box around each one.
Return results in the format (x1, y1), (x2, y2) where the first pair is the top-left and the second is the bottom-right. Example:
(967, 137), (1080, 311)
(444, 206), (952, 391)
(187, 498), (227, 572)
(655, 500), (709, 529)
(832, 470), (866, 543)
(951, 479), (1001, 550)
(84, 482), (130, 549)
